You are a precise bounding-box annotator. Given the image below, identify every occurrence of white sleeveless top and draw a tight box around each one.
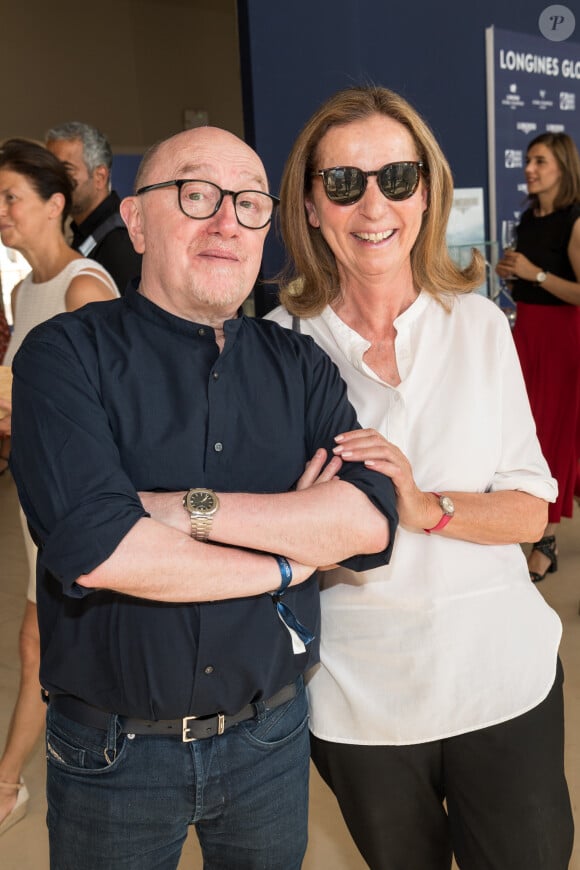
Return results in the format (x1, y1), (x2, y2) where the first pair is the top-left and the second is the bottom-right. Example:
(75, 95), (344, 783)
(4, 257), (118, 605)
(4, 258), (118, 366)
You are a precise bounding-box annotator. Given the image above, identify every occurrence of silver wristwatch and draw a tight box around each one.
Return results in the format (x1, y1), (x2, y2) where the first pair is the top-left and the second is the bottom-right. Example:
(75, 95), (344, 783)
(182, 488), (220, 541)
(536, 270), (547, 284)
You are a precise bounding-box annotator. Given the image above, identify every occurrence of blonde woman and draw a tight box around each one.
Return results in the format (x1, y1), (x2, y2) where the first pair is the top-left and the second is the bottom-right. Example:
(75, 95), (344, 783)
(269, 86), (573, 870)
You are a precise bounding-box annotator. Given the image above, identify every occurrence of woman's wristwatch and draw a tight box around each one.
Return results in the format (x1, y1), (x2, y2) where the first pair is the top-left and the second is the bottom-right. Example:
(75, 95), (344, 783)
(424, 493), (455, 534)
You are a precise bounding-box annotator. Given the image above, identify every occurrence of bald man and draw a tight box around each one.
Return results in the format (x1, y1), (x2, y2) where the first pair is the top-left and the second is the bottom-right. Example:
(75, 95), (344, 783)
(9, 127), (397, 869)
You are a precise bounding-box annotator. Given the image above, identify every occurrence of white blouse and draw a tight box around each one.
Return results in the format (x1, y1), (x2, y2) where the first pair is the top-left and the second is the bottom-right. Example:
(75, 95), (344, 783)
(267, 291), (561, 745)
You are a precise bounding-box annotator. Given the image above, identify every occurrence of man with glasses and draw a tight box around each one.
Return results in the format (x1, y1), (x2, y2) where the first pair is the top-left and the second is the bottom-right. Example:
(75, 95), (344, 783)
(9, 126), (397, 870)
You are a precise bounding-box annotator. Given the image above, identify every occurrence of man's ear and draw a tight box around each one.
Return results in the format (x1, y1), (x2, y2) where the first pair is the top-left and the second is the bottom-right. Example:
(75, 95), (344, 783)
(93, 164), (110, 192)
(304, 197), (320, 228)
(120, 196), (145, 254)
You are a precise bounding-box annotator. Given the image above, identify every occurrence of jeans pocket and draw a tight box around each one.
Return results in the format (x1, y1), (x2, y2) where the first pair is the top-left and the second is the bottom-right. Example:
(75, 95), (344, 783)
(46, 708), (127, 775)
(240, 684), (309, 748)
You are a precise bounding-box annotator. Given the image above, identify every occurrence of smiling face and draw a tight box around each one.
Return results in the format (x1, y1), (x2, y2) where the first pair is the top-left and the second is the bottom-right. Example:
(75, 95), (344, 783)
(121, 127), (270, 325)
(0, 169), (57, 254)
(305, 114), (427, 296)
(525, 143), (562, 203)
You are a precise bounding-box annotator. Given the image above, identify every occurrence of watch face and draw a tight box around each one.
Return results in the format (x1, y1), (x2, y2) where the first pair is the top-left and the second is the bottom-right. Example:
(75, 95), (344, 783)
(440, 495), (455, 516)
(187, 489), (217, 513)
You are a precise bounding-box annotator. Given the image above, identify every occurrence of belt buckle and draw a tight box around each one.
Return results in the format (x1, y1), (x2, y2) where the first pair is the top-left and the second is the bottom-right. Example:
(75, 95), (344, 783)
(182, 712), (226, 742)
(182, 714), (198, 742)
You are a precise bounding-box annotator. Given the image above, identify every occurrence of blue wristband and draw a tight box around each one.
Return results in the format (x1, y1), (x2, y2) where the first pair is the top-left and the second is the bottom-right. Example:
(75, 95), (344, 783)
(273, 556), (293, 595)
(270, 556), (314, 649)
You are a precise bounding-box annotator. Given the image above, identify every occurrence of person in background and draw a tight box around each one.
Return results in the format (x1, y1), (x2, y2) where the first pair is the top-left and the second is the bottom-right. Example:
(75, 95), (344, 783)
(0, 138), (118, 835)
(9, 125), (396, 868)
(497, 132), (580, 582)
(46, 121), (142, 293)
(268, 85), (573, 870)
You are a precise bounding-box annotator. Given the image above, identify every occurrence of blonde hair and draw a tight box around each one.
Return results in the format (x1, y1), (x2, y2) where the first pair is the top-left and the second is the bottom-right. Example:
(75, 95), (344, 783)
(279, 86), (484, 317)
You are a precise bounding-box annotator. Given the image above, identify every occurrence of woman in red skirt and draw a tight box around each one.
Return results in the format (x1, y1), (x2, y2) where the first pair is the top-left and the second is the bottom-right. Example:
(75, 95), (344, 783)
(497, 132), (580, 581)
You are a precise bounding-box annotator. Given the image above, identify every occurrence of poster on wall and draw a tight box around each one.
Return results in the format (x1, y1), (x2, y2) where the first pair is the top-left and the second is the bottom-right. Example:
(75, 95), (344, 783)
(485, 26), (580, 263)
(446, 188), (489, 296)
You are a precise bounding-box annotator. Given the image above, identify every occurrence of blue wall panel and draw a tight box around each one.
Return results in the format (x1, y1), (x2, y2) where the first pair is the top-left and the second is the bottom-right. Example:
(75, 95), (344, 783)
(238, 0), (569, 305)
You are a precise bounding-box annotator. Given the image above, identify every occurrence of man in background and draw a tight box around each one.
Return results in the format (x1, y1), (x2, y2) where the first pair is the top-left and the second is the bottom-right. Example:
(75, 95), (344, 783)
(46, 121), (141, 293)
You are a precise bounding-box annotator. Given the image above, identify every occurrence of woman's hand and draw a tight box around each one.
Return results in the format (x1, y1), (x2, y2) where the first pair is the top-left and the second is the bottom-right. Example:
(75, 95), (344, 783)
(495, 254), (514, 281)
(496, 250), (538, 283)
(333, 428), (436, 529)
(332, 429), (551, 543)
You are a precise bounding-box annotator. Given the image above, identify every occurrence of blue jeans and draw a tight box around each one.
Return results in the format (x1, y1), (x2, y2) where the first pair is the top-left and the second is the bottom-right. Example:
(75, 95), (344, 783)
(45, 679), (309, 869)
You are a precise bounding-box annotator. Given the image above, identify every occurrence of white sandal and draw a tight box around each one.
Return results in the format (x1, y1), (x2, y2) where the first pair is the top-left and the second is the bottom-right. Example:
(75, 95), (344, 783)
(0, 779), (29, 835)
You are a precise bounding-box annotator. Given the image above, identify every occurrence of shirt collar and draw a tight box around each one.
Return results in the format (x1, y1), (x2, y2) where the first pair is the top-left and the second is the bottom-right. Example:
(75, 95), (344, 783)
(320, 290), (432, 367)
(123, 281), (245, 339)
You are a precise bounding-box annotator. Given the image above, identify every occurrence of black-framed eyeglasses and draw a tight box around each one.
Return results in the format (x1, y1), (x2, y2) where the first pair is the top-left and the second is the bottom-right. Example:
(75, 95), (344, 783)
(312, 161), (424, 206)
(135, 179), (279, 229)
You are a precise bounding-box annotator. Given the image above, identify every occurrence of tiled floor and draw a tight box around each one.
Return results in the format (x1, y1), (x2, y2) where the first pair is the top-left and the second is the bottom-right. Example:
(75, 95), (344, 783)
(1, 470), (578, 869)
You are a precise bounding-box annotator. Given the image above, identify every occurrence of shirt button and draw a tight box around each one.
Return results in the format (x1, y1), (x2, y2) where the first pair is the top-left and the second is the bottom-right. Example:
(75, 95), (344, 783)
(212, 372), (219, 380)
(204, 665), (214, 675)
(214, 442), (223, 452)
(198, 328), (206, 336)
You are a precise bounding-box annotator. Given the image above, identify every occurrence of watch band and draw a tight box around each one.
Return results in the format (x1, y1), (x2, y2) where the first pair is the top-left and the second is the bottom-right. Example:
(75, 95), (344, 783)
(424, 512), (453, 535)
(424, 492), (454, 535)
(189, 514), (213, 542)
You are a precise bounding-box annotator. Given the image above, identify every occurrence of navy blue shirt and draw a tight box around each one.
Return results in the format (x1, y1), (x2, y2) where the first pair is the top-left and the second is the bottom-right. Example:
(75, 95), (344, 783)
(11, 285), (397, 719)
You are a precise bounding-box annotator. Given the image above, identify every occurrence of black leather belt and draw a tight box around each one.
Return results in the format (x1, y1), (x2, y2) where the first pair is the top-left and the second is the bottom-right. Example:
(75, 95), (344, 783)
(48, 682), (297, 742)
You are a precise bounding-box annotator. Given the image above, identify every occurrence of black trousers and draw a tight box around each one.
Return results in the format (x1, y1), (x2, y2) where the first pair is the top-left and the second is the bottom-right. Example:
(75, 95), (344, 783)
(310, 659), (574, 870)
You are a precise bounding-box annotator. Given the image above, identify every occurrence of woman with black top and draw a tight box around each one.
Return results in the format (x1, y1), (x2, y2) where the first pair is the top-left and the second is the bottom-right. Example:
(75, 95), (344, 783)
(497, 132), (580, 582)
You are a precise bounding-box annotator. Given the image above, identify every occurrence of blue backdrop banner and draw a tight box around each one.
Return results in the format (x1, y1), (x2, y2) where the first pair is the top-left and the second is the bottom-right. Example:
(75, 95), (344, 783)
(486, 26), (580, 252)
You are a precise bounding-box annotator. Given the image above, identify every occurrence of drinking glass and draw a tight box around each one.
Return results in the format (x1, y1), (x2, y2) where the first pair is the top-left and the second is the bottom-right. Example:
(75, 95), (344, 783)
(501, 220), (518, 283)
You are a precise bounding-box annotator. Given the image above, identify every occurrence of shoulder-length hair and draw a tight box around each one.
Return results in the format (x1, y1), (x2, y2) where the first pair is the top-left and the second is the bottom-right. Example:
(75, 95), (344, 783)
(525, 132), (580, 211)
(0, 138), (73, 229)
(278, 86), (484, 317)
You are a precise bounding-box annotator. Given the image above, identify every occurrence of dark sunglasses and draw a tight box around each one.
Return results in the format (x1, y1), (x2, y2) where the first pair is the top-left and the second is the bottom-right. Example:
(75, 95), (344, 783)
(312, 161), (424, 205)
